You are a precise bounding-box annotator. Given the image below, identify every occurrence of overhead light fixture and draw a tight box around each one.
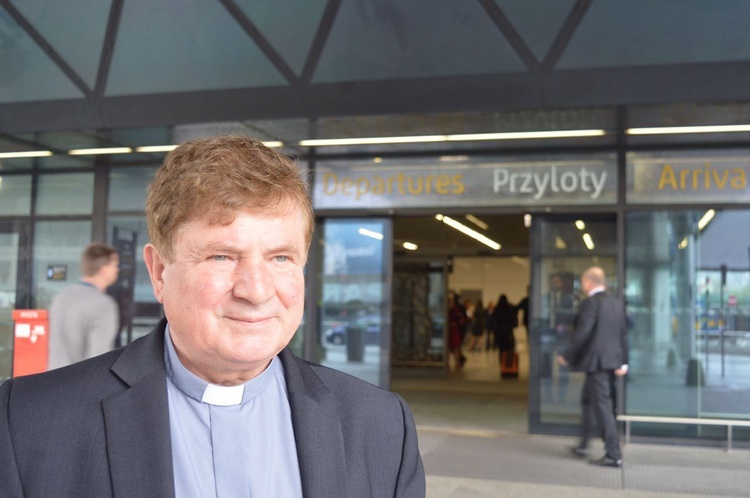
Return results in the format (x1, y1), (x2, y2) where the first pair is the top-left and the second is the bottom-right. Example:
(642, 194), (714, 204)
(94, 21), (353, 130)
(68, 147), (133, 155)
(0, 150), (53, 159)
(627, 124), (750, 135)
(465, 214), (488, 230)
(678, 237), (689, 250)
(555, 236), (567, 249)
(697, 209), (715, 231)
(373, 157), (383, 163)
(262, 141), (283, 148)
(299, 135), (445, 147)
(511, 256), (528, 267)
(298, 129), (606, 147)
(402, 242), (418, 251)
(575, 220), (586, 230)
(524, 214), (532, 228)
(582, 233), (595, 250)
(445, 129), (605, 141)
(358, 228), (383, 240)
(435, 214), (500, 250)
(439, 155), (469, 162)
(135, 145), (178, 153)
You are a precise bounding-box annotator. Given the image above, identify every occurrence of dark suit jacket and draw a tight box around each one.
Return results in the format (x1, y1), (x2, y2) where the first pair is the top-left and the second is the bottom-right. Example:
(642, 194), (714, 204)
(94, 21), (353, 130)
(0, 320), (425, 497)
(564, 291), (628, 372)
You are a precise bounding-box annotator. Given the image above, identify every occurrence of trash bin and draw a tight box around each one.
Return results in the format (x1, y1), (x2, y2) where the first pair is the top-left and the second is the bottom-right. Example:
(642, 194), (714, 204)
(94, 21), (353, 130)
(346, 326), (365, 362)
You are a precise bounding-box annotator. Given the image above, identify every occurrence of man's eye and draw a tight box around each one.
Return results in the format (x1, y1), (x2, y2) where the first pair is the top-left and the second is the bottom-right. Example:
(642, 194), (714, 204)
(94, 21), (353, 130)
(212, 255), (229, 262)
(275, 255), (289, 263)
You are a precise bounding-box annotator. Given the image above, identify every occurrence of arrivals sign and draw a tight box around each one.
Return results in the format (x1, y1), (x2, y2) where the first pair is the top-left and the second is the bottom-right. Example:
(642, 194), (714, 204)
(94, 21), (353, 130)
(313, 155), (617, 210)
(627, 152), (750, 204)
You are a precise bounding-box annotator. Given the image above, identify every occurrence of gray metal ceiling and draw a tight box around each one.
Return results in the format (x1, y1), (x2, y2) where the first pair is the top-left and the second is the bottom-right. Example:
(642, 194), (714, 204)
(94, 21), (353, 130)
(3, 0), (750, 134)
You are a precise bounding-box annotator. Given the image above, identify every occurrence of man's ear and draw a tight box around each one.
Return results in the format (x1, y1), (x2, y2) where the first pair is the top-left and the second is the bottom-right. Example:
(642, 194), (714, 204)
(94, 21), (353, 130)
(143, 243), (166, 303)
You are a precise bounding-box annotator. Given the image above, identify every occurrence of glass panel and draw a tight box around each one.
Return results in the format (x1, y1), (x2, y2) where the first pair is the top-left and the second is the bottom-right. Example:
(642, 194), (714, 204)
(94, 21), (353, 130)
(13, 0), (111, 89)
(32, 221), (92, 310)
(317, 219), (390, 387)
(313, 0), (524, 83)
(108, 166), (158, 212)
(0, 231), (19, 382)
(530, 216), (617, 431)
(36, 173), (94, 215)
(106, 217), (159, 345)
(392, 261), (446, 368)
(0, 175), (32, 215)
(235, 0), (328, 75)
(0, 8), (83, 103)
(625, 209), (750, 441)
(496, 0), (577, 62)
(107, 0), (285, 96)
(559, 1), (750, 69)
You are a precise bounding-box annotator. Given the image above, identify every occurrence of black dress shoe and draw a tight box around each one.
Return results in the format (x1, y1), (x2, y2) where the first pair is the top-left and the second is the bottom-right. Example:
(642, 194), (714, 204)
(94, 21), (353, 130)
(569, 446), (589, 458)
(589, 456), (623, 468)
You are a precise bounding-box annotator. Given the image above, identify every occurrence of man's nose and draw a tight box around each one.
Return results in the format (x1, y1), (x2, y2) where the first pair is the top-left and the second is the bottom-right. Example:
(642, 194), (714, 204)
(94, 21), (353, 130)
(232, 258), (274, 303)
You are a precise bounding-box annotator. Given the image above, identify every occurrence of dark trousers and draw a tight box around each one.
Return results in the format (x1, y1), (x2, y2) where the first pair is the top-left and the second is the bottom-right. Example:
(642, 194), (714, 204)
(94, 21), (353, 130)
(579, 370), (621, 460)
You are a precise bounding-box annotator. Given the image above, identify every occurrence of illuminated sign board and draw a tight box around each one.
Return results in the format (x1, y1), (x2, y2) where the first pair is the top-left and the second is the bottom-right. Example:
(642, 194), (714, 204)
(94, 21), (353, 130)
(627, 152), (750, 204)
(313, 155), (617, 210)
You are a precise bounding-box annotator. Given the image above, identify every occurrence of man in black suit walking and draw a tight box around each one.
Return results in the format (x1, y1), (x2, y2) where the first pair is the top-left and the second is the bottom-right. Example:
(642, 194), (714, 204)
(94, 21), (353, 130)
(557, 267), (628, 468)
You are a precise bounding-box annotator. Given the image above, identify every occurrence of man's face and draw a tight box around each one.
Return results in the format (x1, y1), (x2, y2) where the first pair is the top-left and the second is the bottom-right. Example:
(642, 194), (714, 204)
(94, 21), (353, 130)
(103, 255), (120, 287)
(580, 275), (594, 295)
(144, 202), (307, 384)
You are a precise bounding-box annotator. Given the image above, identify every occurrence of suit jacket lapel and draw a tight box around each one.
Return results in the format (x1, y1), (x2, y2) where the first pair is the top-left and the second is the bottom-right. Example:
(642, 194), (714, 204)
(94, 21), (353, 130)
(103, 320), (175, 497)
(279, 349), (349, 497)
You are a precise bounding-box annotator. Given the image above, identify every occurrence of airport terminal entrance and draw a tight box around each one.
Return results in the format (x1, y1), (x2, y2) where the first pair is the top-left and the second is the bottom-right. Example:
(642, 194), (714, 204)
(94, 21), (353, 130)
(528, 214), (618, 435)
(314, 212), (620, 435)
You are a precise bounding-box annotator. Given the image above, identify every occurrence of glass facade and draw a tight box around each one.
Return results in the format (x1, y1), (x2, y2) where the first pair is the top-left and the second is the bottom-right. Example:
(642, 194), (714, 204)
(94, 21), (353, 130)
(1, 111), (749, 445)
(32, 221), (93, 310)
(625, 209), (750, 440)
(316, 218), (391, 388)
(36, 173), (94, 215)
(529, 216), (618, 433)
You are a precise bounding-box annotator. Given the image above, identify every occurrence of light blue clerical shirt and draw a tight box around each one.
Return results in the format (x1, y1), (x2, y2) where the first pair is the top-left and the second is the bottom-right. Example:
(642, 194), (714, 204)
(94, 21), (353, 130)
(164, 326), (303, 497)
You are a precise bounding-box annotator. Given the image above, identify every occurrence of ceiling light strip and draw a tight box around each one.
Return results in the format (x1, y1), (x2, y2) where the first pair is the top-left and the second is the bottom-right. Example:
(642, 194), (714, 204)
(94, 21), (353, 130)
(358, 228), (383, 240)
(135, 145), (178, 153)
(299, 135), (445, 146)
(465, 214), (488, 230)
(582, 233), (595, 250)
(697, 209), (715, 231)
(446, 129), (605, 141)
(68, 147), (133, 155)
(298, 129), (606, 147)
(436, 214), (500, 250)
(0, 150), (53, 159)
(627, 124), (750, 135)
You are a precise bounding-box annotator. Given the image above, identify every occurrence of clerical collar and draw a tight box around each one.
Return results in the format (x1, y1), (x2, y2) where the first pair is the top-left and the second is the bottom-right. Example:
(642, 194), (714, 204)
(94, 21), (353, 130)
(164, 324), (277, 406)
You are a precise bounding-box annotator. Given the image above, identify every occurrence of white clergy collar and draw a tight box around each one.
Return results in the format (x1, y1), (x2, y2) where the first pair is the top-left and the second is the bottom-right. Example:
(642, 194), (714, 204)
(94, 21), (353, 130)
(164, 324), (279, 406)
(202, 383), (244, 406)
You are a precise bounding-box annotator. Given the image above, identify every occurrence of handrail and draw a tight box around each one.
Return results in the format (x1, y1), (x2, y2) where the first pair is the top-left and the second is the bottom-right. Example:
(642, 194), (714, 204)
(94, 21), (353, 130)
(617, 414), (750, 451)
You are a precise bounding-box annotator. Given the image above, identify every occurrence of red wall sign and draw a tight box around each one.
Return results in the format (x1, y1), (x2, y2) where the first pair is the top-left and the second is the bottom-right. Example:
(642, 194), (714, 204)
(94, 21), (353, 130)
(12, 309), (48, 377)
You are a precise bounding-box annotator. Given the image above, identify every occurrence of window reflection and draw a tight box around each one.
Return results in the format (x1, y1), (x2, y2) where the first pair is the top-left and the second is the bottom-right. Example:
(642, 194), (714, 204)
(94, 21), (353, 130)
(318, 219), (388, 387)
(625, 210), (750, 440)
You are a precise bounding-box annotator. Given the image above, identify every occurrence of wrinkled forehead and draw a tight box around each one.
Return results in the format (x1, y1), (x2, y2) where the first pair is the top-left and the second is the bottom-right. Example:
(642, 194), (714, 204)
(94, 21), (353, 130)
(174, 201), (310, 243)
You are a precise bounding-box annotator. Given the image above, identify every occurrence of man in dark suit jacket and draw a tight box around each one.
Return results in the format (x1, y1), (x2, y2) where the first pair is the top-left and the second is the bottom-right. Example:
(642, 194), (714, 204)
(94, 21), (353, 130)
(0, 135), (425, 497)
(558, 267), (628, 468)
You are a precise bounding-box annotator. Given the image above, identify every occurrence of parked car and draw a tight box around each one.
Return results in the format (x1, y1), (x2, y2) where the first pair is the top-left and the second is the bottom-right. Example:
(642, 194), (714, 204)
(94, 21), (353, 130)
(325, 314), (381, 346)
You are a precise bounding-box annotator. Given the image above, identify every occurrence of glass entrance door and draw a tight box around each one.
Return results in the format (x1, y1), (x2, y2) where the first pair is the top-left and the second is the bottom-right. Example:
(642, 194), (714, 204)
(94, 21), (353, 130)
(316, 218), (392, 388)
(0, 220), (31, 382)
(528, 215), (618, 434)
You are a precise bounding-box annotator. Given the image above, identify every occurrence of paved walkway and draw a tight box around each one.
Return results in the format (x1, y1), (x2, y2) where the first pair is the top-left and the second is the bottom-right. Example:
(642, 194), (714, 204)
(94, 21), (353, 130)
(419, 427), (750, 497)
(393, 344), (750, 497)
